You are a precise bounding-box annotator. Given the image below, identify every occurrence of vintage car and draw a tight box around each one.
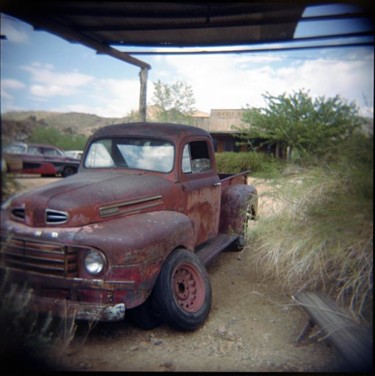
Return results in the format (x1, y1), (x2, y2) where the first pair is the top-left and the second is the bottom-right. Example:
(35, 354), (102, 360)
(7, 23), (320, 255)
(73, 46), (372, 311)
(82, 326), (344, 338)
(3, 142), (80, 177)
(64, 150), (83, 160)
(0, 123), (258, 331)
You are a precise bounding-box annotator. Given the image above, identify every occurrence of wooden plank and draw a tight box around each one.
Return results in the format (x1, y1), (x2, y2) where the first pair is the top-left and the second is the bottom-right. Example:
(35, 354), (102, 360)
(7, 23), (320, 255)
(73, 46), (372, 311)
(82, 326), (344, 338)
(293, 292), (373, 371)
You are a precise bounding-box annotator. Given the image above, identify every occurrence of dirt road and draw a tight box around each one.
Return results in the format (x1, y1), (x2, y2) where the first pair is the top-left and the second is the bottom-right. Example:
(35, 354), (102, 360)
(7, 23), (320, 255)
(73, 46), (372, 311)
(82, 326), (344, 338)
(12, 176), (344, 372)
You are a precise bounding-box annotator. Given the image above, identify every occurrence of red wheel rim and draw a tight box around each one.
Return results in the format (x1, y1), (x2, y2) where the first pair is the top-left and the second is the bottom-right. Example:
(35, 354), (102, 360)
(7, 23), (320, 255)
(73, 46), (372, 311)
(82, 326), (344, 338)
(172, 262), (205, 313)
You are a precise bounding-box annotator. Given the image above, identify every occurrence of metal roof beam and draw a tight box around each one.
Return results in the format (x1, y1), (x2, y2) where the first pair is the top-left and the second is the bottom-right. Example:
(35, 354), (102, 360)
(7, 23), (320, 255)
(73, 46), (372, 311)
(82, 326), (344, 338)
(22, 2), (300, 19)
(0, 6), (151, 69)
(74, 11), (370, 33)
(121, 41), (373, 56)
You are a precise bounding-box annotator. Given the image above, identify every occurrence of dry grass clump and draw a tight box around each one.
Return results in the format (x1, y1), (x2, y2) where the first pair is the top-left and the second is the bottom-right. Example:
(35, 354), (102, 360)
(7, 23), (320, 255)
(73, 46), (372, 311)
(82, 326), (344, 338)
(248, 163), (373, 322)
(0, 274), (79, 371)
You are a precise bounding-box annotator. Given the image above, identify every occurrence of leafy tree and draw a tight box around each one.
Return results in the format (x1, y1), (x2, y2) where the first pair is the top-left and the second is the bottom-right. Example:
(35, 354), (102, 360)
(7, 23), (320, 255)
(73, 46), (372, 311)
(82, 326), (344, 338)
(236, 90), (363, 162)
(125, 109), (142, 122)
(152, 80), (196, 124)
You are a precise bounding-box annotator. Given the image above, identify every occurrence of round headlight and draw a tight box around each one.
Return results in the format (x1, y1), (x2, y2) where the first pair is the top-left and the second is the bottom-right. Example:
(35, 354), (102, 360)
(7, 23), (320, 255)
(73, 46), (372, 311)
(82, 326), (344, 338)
(84, 249), (106, 275)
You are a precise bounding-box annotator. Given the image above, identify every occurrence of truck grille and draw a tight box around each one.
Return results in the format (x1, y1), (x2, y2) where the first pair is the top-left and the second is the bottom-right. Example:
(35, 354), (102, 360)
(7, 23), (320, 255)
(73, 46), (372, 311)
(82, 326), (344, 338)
(0, 236), (78, 277)
(11, 208), (26, 221)
(10, 208), (69, 225)
(45, 209), (69, 224)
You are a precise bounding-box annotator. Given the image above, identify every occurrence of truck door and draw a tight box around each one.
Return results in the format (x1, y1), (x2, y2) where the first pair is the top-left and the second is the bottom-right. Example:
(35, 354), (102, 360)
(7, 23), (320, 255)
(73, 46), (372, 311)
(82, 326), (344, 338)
(180, 139), (221, 246)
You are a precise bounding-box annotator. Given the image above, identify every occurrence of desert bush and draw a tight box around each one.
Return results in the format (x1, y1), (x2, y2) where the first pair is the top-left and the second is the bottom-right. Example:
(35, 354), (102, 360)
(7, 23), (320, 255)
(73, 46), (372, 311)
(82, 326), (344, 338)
(29, 126), (87, 151)
(0, 274), (79, 371)
(1, 172), (21, 203)
(215, 151), (284, 178)
(248, 134), (373, 321)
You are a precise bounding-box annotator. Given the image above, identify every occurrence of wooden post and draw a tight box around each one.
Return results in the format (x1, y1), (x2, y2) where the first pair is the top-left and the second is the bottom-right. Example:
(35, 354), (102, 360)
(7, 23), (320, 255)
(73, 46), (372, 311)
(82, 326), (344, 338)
(139, 67), (148, 122)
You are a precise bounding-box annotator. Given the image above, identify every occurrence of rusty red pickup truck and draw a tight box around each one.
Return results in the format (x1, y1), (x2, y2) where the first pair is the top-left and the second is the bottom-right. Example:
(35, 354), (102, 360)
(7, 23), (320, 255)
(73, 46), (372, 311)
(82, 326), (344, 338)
(1, 122), (257, 331)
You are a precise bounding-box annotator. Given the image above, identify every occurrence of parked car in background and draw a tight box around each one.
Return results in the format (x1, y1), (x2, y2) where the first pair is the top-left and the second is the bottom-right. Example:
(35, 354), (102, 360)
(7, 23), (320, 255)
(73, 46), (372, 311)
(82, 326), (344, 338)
(3, 142), (80, 177)
(64, 150), (83, 160)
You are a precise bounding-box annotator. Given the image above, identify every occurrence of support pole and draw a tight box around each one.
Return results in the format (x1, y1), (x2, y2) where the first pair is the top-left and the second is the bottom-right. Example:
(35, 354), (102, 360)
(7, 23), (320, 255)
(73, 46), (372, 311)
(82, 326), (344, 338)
(139, 67), (148, 122)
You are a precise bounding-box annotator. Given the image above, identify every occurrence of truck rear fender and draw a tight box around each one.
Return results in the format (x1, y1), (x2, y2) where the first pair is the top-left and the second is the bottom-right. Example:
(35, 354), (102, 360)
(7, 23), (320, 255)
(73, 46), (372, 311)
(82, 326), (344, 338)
(219, 185), (258, 234)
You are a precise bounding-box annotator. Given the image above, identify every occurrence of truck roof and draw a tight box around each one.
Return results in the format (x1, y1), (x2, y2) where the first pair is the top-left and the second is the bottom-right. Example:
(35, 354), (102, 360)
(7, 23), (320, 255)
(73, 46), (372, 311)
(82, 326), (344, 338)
(91, 122), (212, 142)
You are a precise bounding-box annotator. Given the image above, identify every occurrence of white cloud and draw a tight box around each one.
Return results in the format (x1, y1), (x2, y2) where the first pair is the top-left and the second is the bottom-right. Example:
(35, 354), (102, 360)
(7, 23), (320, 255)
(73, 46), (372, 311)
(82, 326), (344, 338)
(18, 63), (140, 117)
(1, 78), (26, 101)
(1, 78), (26, 90)
(150, 52), (374, 116)
(88, 78), (140, 117)
(0, 20), (29, 43)
(23, 63), (94, 97)
(5, 51), (372, 119)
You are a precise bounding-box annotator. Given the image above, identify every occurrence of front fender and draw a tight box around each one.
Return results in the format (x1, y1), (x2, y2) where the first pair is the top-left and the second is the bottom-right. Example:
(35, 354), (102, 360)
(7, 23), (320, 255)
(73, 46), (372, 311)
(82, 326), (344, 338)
(219, 185), (258, 234)
(74, 210), (195, 307)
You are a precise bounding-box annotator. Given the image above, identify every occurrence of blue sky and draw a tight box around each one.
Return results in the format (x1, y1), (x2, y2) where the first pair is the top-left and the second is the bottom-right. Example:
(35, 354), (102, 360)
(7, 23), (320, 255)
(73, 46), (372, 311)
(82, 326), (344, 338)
(1, 4), (373, 118)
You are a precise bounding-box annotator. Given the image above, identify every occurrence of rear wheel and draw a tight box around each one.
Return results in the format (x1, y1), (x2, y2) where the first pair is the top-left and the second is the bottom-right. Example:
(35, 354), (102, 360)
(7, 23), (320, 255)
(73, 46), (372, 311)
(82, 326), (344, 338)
(153, 248), (211, 331)
(62, 166), (76, 177)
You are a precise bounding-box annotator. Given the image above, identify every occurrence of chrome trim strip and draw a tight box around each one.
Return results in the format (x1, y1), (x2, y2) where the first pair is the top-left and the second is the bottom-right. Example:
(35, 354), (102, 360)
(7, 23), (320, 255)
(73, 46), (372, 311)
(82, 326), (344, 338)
(99, 195), (163, 217)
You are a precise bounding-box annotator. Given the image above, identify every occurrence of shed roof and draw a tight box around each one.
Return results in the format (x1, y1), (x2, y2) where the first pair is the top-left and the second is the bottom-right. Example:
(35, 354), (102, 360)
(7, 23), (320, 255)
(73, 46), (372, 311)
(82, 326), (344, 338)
(2, 1), (373, 70)
(0, 1), (314, 69)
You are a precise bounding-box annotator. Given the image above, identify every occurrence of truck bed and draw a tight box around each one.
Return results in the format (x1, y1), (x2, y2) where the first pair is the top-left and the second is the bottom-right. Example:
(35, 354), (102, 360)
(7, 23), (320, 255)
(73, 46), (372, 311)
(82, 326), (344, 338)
(219, 171), (249, 187)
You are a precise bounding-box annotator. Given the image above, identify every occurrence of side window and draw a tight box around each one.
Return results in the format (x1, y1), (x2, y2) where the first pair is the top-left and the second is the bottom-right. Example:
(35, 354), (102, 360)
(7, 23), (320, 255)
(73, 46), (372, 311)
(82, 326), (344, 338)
(43, 148), (57, 156)
(182, 141), (212, 174)
(28, 146), (42, 155)
(85, 141), (115, 168)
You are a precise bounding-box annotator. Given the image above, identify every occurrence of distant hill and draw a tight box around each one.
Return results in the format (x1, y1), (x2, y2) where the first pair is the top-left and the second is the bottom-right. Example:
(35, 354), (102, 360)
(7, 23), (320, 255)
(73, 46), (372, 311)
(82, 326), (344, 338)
(1, 111), (129, 141)
(0, 107), (209, 145)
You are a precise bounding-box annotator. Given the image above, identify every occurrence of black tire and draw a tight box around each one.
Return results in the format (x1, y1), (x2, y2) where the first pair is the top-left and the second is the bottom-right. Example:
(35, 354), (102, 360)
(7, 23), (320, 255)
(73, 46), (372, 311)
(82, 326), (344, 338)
(153, 248), (211, 331)
(127, 292), (163, 330)
(62, 166), (76, 177)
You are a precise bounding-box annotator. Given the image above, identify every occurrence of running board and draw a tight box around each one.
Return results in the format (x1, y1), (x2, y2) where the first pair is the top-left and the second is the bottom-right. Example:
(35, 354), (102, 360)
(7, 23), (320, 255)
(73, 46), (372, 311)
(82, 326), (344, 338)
(196, 233), (238, 266)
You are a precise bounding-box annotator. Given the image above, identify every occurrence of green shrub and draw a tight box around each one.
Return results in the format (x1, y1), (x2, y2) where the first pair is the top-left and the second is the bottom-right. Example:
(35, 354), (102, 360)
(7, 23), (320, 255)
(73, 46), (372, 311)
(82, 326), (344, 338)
(215, 151), (284, 178)
(29, 126), (87, 151)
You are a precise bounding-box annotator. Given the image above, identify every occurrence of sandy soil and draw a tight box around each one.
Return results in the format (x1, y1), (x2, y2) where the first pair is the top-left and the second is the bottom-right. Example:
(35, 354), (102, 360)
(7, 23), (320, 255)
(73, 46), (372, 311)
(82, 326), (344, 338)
(11, 176), (344, 372)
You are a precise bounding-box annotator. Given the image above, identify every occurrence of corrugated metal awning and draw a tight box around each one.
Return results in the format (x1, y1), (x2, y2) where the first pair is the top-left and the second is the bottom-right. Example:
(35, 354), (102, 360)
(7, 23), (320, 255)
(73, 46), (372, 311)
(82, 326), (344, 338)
(0, 1), (309, 68)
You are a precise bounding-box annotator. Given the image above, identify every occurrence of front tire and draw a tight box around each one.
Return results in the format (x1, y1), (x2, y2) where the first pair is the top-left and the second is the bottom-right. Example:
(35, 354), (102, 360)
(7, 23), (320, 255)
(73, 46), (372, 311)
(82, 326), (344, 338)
(62, 166), (76, 177)
(153, 248), (211, 331)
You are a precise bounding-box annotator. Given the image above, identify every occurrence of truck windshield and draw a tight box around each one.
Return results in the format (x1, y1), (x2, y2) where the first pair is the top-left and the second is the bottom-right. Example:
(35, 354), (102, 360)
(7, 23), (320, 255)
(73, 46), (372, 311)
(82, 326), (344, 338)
(84, 138), (175, 173)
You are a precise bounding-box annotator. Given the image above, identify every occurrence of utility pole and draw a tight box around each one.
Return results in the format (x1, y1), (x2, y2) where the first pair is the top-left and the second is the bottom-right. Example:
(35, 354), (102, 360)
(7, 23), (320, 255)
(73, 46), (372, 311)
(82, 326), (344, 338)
(139, 67), (149, 122)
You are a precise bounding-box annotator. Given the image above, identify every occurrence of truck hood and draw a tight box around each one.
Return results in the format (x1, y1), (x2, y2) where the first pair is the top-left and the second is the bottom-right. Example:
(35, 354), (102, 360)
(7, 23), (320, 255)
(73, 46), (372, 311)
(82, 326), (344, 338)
(7, 171), (175, 227)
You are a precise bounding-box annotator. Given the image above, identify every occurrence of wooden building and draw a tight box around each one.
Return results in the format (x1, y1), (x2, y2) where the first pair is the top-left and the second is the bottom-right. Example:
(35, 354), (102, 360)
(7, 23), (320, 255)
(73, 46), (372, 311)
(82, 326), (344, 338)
(192, 109), (247, 152)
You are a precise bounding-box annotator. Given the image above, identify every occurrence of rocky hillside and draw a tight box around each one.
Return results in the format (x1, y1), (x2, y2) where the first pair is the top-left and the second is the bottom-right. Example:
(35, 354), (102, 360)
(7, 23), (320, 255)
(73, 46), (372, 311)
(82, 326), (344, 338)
(0, 106), (170, 145)
(1, 111), (129, 143)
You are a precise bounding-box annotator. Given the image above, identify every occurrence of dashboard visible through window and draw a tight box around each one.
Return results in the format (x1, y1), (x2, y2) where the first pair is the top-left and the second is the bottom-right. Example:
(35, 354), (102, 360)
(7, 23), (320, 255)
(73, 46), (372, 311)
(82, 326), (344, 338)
(182, 141), (212, 174)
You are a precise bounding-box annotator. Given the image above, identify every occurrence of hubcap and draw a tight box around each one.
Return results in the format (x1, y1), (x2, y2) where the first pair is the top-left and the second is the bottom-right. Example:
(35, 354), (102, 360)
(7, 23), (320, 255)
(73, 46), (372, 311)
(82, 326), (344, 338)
(172, 263), (205, 312)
